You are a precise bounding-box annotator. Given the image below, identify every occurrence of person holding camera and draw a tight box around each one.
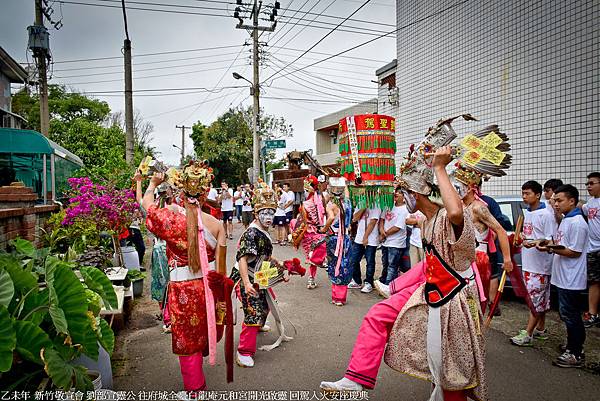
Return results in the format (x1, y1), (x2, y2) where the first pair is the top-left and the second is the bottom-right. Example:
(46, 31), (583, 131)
(241, 184), (254, 229)
(218, 181), (235, 240)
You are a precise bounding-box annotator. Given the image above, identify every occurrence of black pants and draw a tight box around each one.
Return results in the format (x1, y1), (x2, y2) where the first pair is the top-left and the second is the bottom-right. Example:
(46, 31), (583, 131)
(557, 287), (585, 357)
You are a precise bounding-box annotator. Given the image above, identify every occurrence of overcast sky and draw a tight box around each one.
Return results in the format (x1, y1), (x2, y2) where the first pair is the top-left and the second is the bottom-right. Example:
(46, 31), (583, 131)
(1, 0), (396, 166)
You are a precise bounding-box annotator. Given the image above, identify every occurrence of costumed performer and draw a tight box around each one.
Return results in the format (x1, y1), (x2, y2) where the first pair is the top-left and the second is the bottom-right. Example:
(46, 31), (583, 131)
(293, 175), (327, 289)
(322, 176), (353, 306)
(321, 115), (488, 401)
(142, 161), (234, 393)
(231, 181), (283, 368)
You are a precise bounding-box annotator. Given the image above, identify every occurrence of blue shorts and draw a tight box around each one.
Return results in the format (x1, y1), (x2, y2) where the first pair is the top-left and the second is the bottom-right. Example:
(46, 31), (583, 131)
(274, 215), (288, 226)
(285, 211), (294, 221)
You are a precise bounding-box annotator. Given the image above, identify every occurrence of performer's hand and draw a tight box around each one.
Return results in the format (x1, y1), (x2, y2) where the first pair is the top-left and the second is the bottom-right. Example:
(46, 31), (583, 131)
(244, 281), (258, 298)
(150, 172), (165, 186)
(431, 146), (453, 169)
(362, 237), (368, 246)
(522, 241), (535, 249)
(133, 169), (143, 182)
(502, 258), (513, 272)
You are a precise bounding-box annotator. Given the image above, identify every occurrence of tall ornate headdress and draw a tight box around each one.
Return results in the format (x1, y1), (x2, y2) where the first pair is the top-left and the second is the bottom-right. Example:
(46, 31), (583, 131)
(252, 179), (277, 212)
(451, 124), (512, 186)
(174, 160), (214, 197)
(397, 114), (511, 194)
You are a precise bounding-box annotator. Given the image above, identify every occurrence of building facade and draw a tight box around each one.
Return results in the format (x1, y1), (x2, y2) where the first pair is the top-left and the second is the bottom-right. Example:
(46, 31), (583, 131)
(0, 47), (28, 129)
(395, 0), (599, 196)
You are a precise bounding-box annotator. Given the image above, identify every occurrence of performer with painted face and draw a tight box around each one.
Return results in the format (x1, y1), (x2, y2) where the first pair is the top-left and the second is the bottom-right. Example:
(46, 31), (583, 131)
(231, 181), (284, 368)
(292, 175), (328, 289)
(142, 161), (234, 393)
(322, 177), (353, 306)
(322, 115), (493, 401)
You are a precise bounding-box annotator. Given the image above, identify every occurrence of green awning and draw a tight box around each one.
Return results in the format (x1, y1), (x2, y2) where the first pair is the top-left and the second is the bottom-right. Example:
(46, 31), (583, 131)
(0, 128), (84, 166)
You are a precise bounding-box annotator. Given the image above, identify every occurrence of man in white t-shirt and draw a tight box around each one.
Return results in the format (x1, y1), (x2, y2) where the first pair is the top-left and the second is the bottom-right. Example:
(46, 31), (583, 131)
(207, 183), (218, 202)
(406, 211), (425, 266)
(538, 184), (589, 368)
(511, 181), (557, 346)
(241, 184), (254, 228)
(234, 185), (244, 223)
(218, 181), (234, 239)
(282, 183), (295, 236)
(376, 188), (410, 293)
(347, 207), (381, 293)
(583, 172), (600, 328)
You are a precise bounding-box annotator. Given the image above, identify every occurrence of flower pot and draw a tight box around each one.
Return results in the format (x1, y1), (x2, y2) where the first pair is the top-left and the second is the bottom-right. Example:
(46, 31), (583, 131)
(133, 278), (144, 297)
(88, 370), (103, 390)
(73, 344), (113, 389)
(120, 246), (140, 270)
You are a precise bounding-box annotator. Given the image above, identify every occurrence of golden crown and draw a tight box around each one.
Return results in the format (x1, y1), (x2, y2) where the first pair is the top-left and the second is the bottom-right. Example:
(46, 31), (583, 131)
(175, 160), (214, 197)
(252, 179), (278, 212)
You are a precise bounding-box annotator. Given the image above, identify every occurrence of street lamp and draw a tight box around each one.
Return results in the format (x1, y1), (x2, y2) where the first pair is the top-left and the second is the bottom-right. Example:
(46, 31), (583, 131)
(233, 71), (260, 183)
(173, 144), (184, 167)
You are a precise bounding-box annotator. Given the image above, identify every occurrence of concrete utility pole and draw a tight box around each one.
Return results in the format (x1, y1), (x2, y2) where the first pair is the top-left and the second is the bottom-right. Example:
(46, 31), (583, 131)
(234, 0), (278, 183)
(175, 125), (191, 167)
(121, 0), (135, 165)
(34, 0), (49, 137)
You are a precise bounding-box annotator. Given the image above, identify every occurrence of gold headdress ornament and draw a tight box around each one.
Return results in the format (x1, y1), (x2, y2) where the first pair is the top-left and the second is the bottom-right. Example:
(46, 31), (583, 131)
(252, 179), (278, 212)
(175, 160), (214, 197)
(398, 114), (512, 193)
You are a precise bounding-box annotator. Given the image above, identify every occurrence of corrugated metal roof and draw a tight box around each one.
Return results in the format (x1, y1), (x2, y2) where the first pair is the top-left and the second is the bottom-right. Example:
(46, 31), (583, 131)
(0, 128), (84, 166)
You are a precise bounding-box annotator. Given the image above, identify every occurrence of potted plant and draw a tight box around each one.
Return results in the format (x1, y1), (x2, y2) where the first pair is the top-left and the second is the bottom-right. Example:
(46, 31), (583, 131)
(126, 270), (146, 298)
(0, 239), (118, 391)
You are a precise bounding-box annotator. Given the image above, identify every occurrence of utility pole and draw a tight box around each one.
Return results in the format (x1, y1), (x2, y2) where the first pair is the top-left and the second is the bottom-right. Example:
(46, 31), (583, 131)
(33, 0), (49, 136)
(234, 0), (279, 183)
(175, 125), (191, 167)
(121, 0), (135, 165)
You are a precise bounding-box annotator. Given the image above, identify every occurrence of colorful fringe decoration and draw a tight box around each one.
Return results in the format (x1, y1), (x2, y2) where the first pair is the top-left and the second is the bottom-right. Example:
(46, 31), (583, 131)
(338, 114), (397, 210)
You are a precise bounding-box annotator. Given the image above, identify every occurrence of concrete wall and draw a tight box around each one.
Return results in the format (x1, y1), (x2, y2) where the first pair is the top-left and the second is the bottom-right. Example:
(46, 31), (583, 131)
(0, 71), (10, 112)
(395, 0), (600, 197)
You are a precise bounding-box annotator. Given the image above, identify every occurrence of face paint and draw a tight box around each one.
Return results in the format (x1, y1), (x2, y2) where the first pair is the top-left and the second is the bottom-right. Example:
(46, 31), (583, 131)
(402, 190), (417, 213)
(451, 178), (469, 199)
(258, 209), (275, 227)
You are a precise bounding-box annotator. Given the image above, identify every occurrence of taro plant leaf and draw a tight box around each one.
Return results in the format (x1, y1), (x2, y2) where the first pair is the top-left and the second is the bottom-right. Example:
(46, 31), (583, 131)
(10, 238), (35, 258)
(53, 263), (99, 360)
(0, 305), (16, 372)
(41, 348), (93, 391)
(52, 334), (80, 362)
(14, 320), (52, 365)
(97, 317), (115, 355)
(20, 287), (48, 325)
(80, 266), (118, 310)
(0, 269), (14, 308)
(0, 254), (37, 294)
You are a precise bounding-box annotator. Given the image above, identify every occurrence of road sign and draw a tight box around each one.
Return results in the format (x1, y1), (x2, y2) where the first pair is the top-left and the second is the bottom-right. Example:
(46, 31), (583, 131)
(264, 139), (286, 149)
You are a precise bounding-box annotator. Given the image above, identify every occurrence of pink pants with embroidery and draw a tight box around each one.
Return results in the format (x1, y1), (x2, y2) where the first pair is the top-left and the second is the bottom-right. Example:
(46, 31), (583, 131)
(238, 324), (260, 356)
(343, 261), (467, 401)
(331, 284), (348, 304)
(179, 354), (206, 391)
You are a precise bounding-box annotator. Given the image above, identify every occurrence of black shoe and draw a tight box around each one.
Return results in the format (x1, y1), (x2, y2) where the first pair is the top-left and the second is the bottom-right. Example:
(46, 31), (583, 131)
(583, 313), (600, 328)
(554, 351), (584, 368)
(558, 344), (585, 359)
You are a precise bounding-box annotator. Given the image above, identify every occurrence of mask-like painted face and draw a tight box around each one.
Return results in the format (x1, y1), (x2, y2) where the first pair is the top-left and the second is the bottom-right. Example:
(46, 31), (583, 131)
(402, 189), (417, 213)
(304, 180), (315, 193)
(451, 177), (469, 199)
(257, 209), (275, 227)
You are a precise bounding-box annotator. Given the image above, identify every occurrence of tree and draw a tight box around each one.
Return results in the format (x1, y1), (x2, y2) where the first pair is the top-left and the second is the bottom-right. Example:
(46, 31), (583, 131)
(11, 85), (153, 188)
(191, 106), (293, 186)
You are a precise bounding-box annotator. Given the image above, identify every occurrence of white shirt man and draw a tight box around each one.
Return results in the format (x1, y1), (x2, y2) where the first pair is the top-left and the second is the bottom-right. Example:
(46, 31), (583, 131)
(349, 207), (381, 294)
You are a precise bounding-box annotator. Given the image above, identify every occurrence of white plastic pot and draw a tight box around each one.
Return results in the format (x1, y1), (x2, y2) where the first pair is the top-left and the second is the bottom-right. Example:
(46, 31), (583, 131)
(120, 246), (140, 270)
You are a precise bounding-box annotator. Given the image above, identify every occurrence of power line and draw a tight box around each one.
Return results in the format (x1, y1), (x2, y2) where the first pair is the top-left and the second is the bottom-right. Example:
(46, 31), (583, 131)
(51, 44), (244, 63)
(264, 0), (373, 82)
(261, 96), (377, 105)
(265, 0), (472, 84)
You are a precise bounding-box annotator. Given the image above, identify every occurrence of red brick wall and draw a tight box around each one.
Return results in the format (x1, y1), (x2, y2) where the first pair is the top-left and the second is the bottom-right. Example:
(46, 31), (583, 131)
(0, 186), (58, 249)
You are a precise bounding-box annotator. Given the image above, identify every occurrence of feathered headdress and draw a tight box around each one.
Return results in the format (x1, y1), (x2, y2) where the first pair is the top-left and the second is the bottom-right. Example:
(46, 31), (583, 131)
(452, 125), (512, 186)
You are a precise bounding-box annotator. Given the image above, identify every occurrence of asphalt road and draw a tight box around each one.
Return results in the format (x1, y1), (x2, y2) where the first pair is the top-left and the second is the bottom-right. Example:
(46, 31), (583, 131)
(113, 223), (600, 400)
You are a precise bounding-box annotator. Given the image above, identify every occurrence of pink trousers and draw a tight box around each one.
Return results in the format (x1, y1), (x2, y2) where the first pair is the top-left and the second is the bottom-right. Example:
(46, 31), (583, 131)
(345, 262), (425, 388)
(344, 261), (466, 400)
(178, 353), (206, 391)
(309, 265), (317, 279)
(238, 324), (259, 356)
(331, 284), (348, 304)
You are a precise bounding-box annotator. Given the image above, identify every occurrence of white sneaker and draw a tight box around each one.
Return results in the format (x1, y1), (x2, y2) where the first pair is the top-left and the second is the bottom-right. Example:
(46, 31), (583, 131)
(360, 282), (373, 293)
(259, 324), (271, 333)
(320, 377), (363, 392)
(307, 277), (317, 289)
(236, 351), (254, 368)
(347, 280), (362, 289)
(374, 280), (390, 298)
